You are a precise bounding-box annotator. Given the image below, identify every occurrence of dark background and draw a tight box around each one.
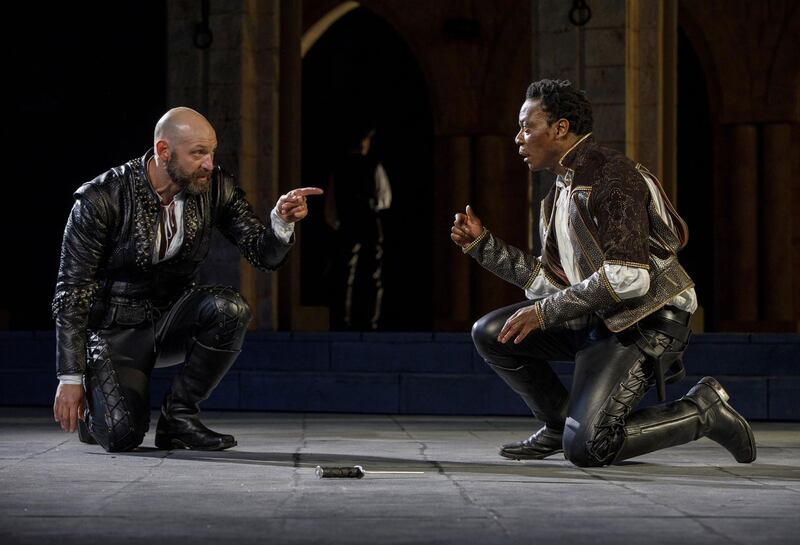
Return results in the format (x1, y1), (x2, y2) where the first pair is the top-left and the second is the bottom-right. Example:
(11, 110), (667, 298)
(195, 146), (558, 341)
(0, 3), (438, 332)
(676, 26), (714, 328)
(1, 2), (168, 329)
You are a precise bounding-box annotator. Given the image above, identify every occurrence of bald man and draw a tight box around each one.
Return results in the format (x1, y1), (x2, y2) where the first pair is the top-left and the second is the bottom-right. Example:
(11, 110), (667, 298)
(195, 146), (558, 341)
(52, 107), (322, 452)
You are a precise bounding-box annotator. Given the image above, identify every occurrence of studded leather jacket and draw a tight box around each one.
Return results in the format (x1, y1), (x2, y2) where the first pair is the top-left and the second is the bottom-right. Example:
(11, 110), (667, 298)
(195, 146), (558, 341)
(52, 149), (293, 377)
(464, 136), (694, 332)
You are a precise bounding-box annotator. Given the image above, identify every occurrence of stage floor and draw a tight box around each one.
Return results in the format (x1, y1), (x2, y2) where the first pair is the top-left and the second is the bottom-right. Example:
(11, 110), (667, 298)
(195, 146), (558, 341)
(1, 408), (798, 544)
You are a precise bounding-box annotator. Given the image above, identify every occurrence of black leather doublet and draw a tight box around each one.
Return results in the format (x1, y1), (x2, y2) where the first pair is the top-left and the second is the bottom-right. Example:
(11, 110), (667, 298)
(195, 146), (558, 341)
(53, 149), (293, 376)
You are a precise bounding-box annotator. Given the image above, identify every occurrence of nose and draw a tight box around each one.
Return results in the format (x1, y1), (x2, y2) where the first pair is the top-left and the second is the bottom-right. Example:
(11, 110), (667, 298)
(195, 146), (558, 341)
(514, 129), (524, 145)
(202, 154), (214, 171)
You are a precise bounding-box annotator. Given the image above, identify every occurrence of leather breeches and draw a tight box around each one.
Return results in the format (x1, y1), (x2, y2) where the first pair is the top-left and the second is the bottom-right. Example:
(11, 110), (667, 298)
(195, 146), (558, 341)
(472, 301), (690, 467)
(83, 285), (251, 451)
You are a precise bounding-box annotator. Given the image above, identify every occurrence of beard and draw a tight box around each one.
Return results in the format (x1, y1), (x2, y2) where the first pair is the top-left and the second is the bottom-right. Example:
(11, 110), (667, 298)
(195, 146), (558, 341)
(166, 155), (212, 195)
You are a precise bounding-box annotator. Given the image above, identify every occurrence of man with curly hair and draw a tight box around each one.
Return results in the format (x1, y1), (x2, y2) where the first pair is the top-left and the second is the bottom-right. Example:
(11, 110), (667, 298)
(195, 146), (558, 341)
(451, 79), (755, 466)
(52, 107), (322, 452)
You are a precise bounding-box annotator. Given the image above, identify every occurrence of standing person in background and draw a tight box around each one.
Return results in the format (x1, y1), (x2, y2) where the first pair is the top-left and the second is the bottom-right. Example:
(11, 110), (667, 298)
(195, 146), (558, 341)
(325, 127), (392, 330)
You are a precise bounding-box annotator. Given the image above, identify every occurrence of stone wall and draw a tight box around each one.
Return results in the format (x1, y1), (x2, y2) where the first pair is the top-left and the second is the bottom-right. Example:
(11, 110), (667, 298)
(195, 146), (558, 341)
(534, 0), (627, 151)
(167, 0), (281, 329)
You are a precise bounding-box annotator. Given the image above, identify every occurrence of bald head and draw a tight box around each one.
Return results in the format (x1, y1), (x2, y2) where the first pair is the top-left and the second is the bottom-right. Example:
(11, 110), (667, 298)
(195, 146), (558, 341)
(150, 107), (218, 196)
(154, 107), (215, 147)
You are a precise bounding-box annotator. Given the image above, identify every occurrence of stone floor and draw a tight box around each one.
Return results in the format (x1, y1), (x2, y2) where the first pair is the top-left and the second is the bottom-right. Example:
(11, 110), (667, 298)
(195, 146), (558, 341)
(1, 408), (798, 544)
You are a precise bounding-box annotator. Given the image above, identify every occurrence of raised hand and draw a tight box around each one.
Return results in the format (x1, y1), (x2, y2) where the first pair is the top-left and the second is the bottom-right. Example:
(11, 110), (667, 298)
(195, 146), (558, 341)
(276, 187), (324, 223)
(451, 205), (484, 248)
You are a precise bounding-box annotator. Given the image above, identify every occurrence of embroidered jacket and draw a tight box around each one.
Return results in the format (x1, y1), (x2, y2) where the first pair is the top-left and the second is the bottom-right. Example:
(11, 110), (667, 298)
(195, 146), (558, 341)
(52, 149), (293, 376)
(464, 136), (694, 332)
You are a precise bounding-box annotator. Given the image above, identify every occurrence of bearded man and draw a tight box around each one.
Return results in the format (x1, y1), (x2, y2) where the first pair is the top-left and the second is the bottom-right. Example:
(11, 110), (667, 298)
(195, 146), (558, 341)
(52, 107), (321, 452)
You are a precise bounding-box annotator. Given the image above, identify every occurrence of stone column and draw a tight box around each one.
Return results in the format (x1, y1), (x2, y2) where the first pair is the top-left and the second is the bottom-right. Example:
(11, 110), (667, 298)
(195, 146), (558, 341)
(275, 0), (303, 330)
(474, 135), (529, 317)
(762, 123), (800, 327)
(626, 0), (676, 199)
(240, 0), (281, 330)
(167, 0), (282, 329)
(714, 123), (759, 326)
(434, 136), (472, 330)
(535, 1), (626, 148)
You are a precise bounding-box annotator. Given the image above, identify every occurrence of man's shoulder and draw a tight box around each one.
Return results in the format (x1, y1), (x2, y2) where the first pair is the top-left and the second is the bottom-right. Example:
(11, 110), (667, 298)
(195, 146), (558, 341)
(213, 165), (236, 187)
(205, 165), (248, 214)
(575, 142), (639, 187)
(209, 165), (239, 199)
(75, 155), (143, 201)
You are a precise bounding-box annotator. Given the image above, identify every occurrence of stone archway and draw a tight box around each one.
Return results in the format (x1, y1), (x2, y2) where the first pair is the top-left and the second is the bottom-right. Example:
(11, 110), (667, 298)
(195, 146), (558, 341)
(298, 5), (435, 330)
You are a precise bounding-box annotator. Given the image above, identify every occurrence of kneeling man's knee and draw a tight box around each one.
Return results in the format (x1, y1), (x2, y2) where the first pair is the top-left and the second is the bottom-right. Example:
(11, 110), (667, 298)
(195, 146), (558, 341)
(471, 314), (504, 360)
(563, 417), (618, 468)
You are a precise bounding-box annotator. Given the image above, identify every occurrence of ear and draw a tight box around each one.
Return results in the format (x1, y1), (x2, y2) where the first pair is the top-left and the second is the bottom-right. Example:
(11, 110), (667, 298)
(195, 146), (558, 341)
(554, 118), (571, 139)
(155, 139), (170, 161)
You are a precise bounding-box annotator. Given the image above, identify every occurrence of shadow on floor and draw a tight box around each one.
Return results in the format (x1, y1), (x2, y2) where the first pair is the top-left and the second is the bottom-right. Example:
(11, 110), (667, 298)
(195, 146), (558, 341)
(90, 448), (800, 486)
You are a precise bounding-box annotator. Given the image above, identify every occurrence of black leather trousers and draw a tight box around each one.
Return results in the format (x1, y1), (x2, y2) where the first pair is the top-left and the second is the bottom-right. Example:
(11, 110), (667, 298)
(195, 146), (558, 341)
(84, 285), (251, 451)
(472, 301), (690, 467)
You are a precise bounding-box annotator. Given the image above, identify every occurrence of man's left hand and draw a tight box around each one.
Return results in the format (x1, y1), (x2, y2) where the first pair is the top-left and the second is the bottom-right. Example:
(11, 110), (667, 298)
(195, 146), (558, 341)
(498, 304), (541, 344)
(276, 187), (324, 223)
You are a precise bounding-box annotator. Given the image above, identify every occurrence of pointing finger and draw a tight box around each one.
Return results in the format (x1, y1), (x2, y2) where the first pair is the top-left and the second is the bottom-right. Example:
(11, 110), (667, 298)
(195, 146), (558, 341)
(289, 187), (324, 198)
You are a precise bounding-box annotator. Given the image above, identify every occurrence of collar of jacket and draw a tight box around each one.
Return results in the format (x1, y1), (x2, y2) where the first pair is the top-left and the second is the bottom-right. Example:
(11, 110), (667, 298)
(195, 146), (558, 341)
(138, 148), (162, 203)
(557, 132), (593, 178)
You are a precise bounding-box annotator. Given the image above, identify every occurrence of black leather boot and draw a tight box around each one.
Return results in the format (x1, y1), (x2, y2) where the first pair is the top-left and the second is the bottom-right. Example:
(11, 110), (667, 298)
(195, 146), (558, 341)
(155, 339), (239, 451)
(488, 362), (568, 460)
(77, 376), (96, 445)
(77, 410), (97, 445)
(500, 425), (563, 460)
(614, 376), (756, 464)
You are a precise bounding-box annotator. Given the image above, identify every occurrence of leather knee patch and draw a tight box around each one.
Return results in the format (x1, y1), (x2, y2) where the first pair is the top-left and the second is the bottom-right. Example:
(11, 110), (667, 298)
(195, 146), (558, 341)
(195, 286), (251, 349)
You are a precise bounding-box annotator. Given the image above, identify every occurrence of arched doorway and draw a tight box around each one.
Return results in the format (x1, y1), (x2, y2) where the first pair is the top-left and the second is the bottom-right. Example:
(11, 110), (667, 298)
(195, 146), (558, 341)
(300, 6), (435, 330)
(677, 25), (714, 330)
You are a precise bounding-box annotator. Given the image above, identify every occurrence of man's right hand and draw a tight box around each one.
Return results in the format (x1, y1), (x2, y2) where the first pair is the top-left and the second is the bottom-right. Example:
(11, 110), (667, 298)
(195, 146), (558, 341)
(53, 383), (85, 433)
(451, 205), (484, 248)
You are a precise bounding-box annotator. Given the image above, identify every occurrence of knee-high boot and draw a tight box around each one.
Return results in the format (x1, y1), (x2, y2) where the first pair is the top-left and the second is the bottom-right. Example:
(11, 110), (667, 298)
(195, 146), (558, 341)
(488, 362), (568, 459)
(83, 333), (149, 452)
(613, 376), (756, 464)
(155, 338), (239, 451)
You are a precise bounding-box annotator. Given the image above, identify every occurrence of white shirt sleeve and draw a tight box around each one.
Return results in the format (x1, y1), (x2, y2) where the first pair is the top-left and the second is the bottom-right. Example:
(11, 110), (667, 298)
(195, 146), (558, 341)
(374, 163), (392, 211)
(671, 287), (699, 313)
(605, 264), (698, 312)
(524, 266), (563, 300)
(603, 263), (650, 299)
(270, 207), (295, 244)
(59, 374), (83, 385)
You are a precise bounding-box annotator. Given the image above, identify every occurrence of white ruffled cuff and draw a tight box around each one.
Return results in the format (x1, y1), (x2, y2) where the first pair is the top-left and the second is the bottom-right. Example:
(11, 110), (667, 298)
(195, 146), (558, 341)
(270, 207), (295, 244)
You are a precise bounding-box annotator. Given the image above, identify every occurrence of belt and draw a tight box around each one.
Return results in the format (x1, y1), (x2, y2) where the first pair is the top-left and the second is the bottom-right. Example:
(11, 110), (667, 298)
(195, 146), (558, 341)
(639, 305), (692, 344)
(635, 305), (693, 401)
